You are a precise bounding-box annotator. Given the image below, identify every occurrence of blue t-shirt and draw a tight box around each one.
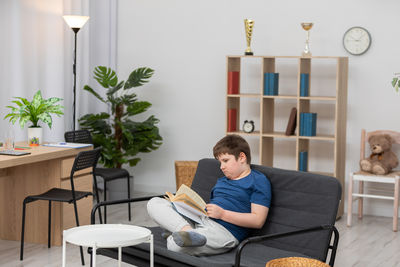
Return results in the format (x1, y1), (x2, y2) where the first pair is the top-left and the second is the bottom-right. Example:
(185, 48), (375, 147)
(210, 169), (271, 241)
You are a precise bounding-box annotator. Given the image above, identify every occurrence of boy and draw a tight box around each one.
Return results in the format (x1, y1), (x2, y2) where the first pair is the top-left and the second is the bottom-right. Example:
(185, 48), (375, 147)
(147, 134), (271, 256)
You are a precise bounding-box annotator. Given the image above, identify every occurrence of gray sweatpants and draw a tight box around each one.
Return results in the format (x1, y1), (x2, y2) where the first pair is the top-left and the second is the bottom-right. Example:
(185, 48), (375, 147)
(147, 197), (239, 256)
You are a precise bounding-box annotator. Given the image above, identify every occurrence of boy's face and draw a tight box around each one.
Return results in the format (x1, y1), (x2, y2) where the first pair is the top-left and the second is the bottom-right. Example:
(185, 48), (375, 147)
(217, 152), (248, 179)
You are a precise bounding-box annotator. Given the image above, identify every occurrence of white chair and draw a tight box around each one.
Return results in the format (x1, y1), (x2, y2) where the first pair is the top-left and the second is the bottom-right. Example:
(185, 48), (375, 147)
(347, 129), (400, 231)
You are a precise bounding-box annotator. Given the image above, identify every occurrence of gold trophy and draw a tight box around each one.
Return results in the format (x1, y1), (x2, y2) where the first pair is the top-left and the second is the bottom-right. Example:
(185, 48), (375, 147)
(244, 19), (254, 55)
(301, 22), (313, 56)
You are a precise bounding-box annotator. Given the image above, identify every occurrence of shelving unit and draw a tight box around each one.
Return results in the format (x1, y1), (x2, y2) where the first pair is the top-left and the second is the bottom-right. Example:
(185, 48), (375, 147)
(226, 55), (348, 216)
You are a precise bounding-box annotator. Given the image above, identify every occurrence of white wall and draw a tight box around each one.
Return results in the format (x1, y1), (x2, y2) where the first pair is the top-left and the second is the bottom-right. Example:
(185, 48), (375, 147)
(117, 0), (400, 217)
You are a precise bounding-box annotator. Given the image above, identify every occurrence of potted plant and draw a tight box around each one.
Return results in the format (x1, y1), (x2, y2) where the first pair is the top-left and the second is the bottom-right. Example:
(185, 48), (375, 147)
(79, 66), (162, 168)
(4, 90), (64, 146)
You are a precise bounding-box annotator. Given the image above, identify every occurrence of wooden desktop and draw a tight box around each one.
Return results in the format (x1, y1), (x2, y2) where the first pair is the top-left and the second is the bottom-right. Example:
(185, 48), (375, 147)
(0, 142), (93, 246)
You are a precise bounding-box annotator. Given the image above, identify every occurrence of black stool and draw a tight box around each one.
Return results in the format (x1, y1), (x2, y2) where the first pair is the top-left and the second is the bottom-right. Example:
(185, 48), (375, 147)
(65, 130), (132, 223)
(20, 147), (102, 265)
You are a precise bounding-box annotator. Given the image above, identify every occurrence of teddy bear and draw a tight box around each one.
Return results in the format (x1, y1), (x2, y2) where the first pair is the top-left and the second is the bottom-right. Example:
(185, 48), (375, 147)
(359, 134), (399, 175)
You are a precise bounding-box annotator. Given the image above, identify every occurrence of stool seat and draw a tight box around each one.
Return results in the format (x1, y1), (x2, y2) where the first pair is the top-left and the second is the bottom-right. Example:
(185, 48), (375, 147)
(95, 167), (130, 181)
(26, 188), (92, 203)
(266, 257), (329, 267)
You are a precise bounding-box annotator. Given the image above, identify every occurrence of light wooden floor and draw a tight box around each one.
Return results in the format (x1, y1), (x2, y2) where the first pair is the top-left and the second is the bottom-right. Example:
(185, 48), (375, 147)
(2, 194), (400, 267)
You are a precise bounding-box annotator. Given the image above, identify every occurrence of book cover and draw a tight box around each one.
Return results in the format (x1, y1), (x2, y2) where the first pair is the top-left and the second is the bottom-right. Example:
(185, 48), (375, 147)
(273, 73), (279, 95)
(310, 113), (317, 136)
(285, 107), (297, 136)
(302, 113), (317, 136)
(165, 184), (207, 224)
(300, 113), (305, 136)
(299, 151), (308, 172)
(300, 73), (309, 97)
(263, 73), (270, 95)
(228, 108), (237, 132)
(228, 71), (240, 94)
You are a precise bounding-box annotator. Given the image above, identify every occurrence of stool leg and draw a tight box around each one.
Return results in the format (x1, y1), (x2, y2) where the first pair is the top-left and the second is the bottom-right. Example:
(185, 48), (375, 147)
(72, 200), (85, 266)
(347, 173), (353, 227)
(104, 181), (107, 224)
(62, 231), (67, 267)
(393, 177), (399, 232)
(20, 198), (28, 261)
(48, 201), (51, 248)
(127, 175), (131, 221)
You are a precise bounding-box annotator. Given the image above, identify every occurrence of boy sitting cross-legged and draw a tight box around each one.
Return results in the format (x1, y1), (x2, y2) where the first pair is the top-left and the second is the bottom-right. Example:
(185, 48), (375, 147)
(147, 134), (272, 256)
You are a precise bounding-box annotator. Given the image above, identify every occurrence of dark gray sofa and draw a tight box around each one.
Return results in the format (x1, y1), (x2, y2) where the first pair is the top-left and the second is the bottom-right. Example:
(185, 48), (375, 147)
(90, 158), (341, 267)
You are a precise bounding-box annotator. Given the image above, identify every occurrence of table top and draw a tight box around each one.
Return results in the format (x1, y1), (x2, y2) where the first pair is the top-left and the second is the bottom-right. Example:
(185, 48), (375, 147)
(63, 224), (152, 248)
(0, 142), (92, 169)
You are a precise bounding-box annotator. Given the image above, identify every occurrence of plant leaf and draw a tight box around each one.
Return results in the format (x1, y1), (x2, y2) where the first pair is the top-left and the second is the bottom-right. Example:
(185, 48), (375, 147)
(124, 67), (154, 89)
(94, 66), (118, 88)
(83, 85), (106, 103)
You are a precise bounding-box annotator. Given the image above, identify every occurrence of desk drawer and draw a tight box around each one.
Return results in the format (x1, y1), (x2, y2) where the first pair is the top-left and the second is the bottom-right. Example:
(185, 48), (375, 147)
(61, 157), (91, 178)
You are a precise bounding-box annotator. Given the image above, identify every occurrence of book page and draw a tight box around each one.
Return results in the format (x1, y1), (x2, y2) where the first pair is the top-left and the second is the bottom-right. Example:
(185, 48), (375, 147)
(172, 202), (205, 224)
(175, 184), (206, 210)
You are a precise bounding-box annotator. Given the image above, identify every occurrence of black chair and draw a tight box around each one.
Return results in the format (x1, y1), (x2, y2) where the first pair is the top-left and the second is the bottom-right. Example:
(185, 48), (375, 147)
(65, 130), (132, 223)
(20, 147), (102, 265)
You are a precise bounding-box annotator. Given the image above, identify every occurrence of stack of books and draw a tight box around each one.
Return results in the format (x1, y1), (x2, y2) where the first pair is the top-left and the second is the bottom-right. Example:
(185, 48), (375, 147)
(263, 72), (279, 95)
(300, 112), (317, 136)
(299, 151), (308, 172)
(228, 108), (237, 132)
(300, 73), (309, 97)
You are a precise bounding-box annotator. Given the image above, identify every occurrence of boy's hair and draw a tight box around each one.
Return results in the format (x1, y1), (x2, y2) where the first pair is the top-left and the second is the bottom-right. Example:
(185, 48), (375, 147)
(213, 134), (251, 164)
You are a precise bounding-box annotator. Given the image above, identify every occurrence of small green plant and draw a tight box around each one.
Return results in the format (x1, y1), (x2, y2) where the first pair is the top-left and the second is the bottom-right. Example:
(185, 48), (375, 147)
(79, 66), (162, 169)
(4, 90), (64, 128)
(392, 73), (400, 92)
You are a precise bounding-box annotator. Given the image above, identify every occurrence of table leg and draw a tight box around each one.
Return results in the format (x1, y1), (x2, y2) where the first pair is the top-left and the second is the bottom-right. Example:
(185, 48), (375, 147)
(92, 244), (97, 267)
(150, 234), (154, 267)
(118, 246), (122, 267)
(62, 231), (66, 267)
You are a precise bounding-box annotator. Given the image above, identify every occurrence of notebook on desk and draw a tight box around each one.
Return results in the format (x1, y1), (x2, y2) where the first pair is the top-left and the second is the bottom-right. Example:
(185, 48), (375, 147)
(43, 142), (93, 149)
(0, 150), (31, 156)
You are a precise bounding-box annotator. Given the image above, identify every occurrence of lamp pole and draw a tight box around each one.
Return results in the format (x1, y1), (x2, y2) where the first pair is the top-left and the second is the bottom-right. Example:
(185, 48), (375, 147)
(72, 28), (79, 132)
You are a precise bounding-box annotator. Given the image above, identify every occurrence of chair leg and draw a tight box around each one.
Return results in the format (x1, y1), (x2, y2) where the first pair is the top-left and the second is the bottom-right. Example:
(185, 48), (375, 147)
(72, 200), (85, 266)
(358, 180), (364, 219)
(93, 175), (103, 224)
(127, 175), (131, 221)
(393, 177), (399, 232)
(20, 198), (28, 261)
(347, 173), (353, 227)
(48, 201), (51, 248)
(104, 181), (107, 224)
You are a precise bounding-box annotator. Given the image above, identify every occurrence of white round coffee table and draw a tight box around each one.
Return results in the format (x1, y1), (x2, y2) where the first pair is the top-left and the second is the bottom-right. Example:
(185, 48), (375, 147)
(62, 224), (153, 267)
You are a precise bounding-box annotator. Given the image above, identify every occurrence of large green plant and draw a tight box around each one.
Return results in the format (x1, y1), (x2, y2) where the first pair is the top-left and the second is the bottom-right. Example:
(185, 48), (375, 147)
(4, 90), (64, 128)
(79, 66), (162, 168)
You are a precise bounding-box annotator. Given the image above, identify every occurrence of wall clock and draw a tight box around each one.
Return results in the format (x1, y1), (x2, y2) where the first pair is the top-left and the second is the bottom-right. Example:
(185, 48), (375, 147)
(343, 26), (371, 55)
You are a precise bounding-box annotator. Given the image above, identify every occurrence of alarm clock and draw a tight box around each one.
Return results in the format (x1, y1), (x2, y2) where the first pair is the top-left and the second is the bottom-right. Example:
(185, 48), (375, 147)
(243, 120), (255, 133)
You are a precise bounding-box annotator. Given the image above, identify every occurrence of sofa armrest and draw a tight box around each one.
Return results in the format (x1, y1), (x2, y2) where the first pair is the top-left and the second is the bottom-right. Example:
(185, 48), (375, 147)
(234, 224), (339, 267)
(90, 194), (166, 224)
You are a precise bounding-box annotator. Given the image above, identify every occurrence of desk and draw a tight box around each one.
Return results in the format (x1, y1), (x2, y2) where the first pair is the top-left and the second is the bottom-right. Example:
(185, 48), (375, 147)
(0, 142), (92, 246)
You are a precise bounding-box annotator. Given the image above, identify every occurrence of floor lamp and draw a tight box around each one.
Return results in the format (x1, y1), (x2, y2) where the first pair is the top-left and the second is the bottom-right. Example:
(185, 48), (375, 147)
(63, 15), (89, 132)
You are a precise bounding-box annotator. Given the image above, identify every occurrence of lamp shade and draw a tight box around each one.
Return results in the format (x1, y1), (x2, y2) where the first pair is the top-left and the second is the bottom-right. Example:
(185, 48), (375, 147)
(63, 15), (89, 29)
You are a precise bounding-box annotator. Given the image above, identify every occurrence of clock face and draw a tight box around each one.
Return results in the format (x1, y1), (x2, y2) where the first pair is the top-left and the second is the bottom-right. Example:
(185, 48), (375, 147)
(243, 120), (254, 133)
(343, 27), (371, 55)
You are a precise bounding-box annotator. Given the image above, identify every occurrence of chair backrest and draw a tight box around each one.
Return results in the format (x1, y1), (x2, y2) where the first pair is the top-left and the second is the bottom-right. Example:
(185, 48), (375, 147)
(65, 130), (93, 144)
(360, 129), (400, 160)
(190, 158), (341, 262)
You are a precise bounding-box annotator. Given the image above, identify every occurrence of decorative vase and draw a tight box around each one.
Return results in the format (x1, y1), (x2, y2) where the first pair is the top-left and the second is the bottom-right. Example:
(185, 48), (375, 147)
(28, 127), (43, 146)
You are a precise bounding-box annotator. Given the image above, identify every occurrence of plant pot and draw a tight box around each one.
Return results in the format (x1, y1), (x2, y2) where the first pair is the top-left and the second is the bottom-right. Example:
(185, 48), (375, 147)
(28, 127), (43, 146)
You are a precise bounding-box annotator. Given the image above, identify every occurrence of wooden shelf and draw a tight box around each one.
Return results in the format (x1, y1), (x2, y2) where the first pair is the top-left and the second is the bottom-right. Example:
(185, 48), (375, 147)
(225, 55), (348, 217)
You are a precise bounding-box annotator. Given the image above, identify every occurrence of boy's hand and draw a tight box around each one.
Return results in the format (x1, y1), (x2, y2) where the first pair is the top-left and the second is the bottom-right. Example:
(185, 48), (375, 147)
(205, 203), (224, 219)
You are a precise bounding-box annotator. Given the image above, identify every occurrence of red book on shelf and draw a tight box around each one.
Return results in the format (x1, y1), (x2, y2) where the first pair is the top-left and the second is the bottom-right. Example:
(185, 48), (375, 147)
(228, 71), (239, 94)
(228, 109), (237, 132)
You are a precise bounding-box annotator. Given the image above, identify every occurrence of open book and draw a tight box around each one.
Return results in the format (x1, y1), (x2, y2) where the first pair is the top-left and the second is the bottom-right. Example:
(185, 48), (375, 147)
(165, 184), (207, 224)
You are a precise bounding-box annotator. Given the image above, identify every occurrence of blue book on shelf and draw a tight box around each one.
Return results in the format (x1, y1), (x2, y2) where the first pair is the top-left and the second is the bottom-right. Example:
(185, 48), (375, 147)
(300, 73), (309, 97)
(268, 73), (279, 95)
(300, 113), (305, 136)
(299, 151), (308, 171)
(263, 73), (270, 95)
(302, 113), (317, 136)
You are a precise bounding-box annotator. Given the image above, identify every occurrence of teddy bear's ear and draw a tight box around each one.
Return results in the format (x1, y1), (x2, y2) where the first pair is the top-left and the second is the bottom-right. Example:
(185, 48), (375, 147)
(384, 134), (394, 144)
